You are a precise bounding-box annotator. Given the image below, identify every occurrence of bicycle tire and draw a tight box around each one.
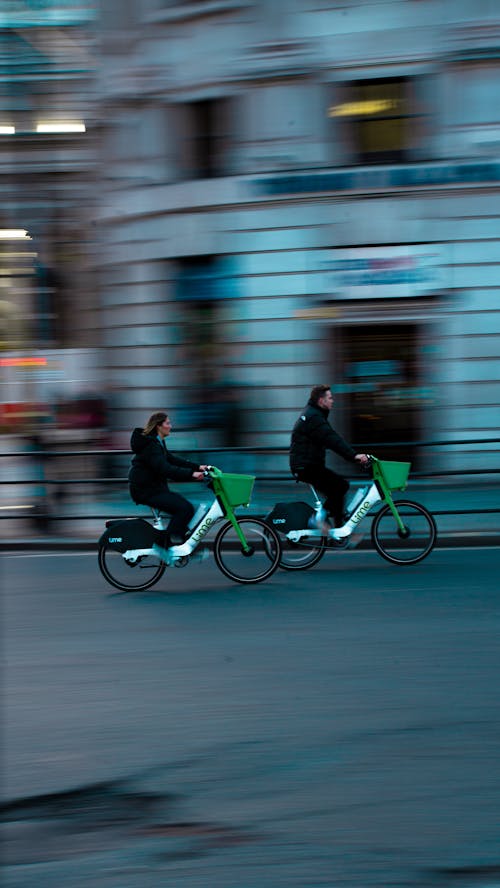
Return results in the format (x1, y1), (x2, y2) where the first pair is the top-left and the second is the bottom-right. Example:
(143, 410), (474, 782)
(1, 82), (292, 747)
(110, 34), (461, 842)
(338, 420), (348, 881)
(213, 517), (281, 584)
(98, 543), (166, 591)
(371, 500), (437, 565)
(276, 532), (326, 571)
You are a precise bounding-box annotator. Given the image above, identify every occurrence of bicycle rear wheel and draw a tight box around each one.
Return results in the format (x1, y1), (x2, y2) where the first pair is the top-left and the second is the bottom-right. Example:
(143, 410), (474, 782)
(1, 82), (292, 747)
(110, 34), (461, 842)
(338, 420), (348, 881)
(371, 500), (437, 565)
(98, 544), (166, 591)
(277, 533), (326, 570)
(213, 517), (281, 584)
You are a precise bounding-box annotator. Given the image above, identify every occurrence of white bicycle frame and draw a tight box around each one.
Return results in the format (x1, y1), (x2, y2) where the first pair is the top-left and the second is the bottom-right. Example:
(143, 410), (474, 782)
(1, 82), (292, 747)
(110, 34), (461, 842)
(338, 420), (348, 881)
(287, 480), (382, 543)
(123, 498), (225, 563)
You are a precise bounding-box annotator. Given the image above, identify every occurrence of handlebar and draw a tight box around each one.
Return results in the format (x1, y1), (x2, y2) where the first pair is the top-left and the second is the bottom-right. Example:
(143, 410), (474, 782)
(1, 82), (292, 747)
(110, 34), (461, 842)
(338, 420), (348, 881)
(202, 465), (223, 482)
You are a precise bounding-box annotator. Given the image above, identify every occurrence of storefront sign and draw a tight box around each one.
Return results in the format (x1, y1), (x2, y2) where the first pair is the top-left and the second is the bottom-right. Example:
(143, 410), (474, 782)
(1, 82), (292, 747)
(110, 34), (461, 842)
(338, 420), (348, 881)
(325, 245), (443, 299)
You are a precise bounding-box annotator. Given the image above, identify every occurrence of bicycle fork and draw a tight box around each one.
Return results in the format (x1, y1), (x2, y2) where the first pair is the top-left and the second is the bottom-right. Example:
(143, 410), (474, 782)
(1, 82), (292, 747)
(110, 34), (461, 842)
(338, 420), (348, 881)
(224, 511), (256, 553)
(379, 492), (408, 536)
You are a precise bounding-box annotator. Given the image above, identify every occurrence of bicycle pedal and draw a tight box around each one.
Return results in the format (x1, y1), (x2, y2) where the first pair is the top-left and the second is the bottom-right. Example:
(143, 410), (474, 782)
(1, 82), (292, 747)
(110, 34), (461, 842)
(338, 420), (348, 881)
(152, 543), (176, 565)
(308, 519), (332, 536)
(328, 536), (350, 549)
(329, 533), (363, 550)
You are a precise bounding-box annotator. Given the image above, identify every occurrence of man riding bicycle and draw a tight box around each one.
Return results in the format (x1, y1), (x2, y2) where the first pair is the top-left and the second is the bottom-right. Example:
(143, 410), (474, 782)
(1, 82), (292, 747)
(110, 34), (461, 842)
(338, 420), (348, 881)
(290, 385), (370, 530)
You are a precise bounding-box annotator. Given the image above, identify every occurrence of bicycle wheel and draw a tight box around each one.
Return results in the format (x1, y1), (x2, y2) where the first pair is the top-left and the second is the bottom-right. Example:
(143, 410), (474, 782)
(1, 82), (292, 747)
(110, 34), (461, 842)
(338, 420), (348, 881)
(98, 543), (166, 592)
(371, 500), (437, 565)
(276, 532), (326, 571)
(213, 517), (281, 584)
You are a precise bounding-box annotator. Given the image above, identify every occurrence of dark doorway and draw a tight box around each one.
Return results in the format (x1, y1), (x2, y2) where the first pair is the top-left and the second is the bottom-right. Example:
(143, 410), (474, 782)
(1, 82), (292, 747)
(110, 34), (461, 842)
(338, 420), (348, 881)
(340, 324), (421, 464)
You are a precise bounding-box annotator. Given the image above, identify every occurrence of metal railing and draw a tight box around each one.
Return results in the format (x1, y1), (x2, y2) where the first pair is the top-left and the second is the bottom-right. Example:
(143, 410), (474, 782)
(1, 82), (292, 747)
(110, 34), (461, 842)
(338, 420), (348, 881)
(1, 437), (499, 526)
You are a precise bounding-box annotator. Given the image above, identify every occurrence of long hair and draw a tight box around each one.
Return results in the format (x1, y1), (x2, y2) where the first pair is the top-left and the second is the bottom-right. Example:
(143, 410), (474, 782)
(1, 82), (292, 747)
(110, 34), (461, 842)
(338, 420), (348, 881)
(142, 411), (167, 436)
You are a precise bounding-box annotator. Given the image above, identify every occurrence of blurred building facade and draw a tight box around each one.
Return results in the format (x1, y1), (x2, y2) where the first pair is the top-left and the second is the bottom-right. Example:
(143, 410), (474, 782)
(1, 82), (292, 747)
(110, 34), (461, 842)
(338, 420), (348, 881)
(94, 0), (500, 467)
(68, 2), (500, 466)
(0, 0), (99, 428)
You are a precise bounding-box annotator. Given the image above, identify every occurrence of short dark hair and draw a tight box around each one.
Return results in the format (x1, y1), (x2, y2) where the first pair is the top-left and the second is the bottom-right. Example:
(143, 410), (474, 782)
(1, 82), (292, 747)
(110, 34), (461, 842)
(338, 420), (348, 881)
(309, 384), (331, 405)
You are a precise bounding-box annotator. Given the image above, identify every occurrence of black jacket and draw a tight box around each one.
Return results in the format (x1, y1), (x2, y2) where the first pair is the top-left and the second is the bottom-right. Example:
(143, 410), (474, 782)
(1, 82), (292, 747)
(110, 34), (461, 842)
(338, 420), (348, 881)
(128, 428), (198, 503)
(290, 400), (356, 473)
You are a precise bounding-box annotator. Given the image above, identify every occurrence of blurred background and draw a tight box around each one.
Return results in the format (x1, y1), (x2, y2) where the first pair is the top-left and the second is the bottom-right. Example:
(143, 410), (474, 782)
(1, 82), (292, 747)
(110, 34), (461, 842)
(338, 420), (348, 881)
(3, 9), (500, 882)
(1, 0), (499, 527)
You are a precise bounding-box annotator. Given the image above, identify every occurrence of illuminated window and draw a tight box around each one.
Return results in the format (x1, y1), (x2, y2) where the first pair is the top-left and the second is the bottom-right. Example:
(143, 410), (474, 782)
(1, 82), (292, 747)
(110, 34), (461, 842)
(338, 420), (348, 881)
(330, 78), (415, 165)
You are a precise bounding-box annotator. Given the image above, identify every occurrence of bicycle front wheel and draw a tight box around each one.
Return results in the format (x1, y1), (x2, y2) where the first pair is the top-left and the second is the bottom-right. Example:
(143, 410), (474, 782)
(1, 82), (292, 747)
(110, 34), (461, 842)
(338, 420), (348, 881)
(98, 544), (166, 592)
(371, 500), (437, 565)
(213, 518), (281, 584)
(277, 532), (326, 571)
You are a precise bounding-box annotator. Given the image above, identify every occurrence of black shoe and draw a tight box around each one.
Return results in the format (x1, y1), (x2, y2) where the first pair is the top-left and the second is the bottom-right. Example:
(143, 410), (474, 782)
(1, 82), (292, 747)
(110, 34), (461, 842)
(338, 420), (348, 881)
(170, 532), (188, 545)
(328, 536), (349, 548)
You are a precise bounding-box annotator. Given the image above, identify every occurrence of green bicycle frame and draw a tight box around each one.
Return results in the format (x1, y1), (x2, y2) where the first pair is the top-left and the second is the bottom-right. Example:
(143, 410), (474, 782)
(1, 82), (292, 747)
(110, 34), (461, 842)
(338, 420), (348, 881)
(370, 457), (408, 534)
(208, 468), (253, 552)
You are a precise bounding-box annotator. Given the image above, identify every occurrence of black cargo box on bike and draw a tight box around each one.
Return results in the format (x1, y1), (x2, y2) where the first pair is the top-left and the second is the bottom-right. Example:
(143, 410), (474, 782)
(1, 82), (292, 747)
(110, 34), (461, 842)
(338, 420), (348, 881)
(265, 501), (315, 533)
(98, 518), (161, 553)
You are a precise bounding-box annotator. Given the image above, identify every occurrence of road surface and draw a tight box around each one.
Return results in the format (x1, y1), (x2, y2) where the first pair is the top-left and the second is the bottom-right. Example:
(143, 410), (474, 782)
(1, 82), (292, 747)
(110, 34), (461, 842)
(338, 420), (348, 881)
(3, 547), (500, 887)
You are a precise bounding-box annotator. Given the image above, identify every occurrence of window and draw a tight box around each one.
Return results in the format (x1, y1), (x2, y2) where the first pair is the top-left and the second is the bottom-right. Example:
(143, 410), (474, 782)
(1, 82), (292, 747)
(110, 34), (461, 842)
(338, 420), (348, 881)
(437, 62), (500, 159)
(449, 62), (500, 127)
(176, 98), (233, 179)
(340, 324), (422, 464)
(330, 77), (416, 165)
(175, 256), (234, 431)
(190, 100), (219, 178)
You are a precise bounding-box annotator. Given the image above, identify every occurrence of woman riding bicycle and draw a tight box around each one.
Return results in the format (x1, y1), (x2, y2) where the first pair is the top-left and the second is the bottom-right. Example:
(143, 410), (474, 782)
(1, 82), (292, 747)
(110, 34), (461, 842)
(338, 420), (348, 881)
(128, 411), (208, 549)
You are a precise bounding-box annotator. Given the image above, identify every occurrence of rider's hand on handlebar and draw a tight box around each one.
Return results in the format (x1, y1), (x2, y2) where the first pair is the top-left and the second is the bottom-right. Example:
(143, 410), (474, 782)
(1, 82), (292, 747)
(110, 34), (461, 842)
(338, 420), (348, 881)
(355, 453), (371, 468)
(192, 471), (206, 481)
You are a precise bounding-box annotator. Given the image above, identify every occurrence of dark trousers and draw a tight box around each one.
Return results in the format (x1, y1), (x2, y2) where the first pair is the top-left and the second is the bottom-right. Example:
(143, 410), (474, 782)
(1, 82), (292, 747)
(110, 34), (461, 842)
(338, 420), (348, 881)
(131, 488), (195, 544)
(295, 466), (350, 527)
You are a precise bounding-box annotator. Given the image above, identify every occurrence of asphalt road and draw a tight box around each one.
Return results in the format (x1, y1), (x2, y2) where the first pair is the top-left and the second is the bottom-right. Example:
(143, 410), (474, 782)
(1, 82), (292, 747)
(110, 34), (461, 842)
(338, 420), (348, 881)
(2, 548), (500, 887)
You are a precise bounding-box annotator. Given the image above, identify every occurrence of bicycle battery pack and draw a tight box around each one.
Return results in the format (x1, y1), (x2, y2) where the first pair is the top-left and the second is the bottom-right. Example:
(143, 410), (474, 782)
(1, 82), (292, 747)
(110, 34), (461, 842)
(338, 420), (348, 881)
(99, 518), (160, 553)
(265, 501), (315, 532)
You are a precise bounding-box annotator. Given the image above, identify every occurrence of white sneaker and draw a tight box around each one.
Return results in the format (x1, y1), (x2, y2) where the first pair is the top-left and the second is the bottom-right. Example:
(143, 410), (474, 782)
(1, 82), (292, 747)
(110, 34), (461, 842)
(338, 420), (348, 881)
(308, 507), (328, 531)
(153, 543), (174, 564)
(328, 531), (364, 549)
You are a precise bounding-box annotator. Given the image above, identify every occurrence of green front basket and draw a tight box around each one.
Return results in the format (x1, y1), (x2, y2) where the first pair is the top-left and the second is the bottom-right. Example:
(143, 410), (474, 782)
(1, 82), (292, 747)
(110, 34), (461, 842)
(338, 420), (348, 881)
(212, 472), (255, 507)
(374, 460), (411, 491)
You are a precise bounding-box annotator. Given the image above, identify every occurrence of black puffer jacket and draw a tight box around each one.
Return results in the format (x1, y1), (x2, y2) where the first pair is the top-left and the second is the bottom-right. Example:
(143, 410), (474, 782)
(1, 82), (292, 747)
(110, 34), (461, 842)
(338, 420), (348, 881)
(290, 400), (356, 473)
(128, 428), (198, 503)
